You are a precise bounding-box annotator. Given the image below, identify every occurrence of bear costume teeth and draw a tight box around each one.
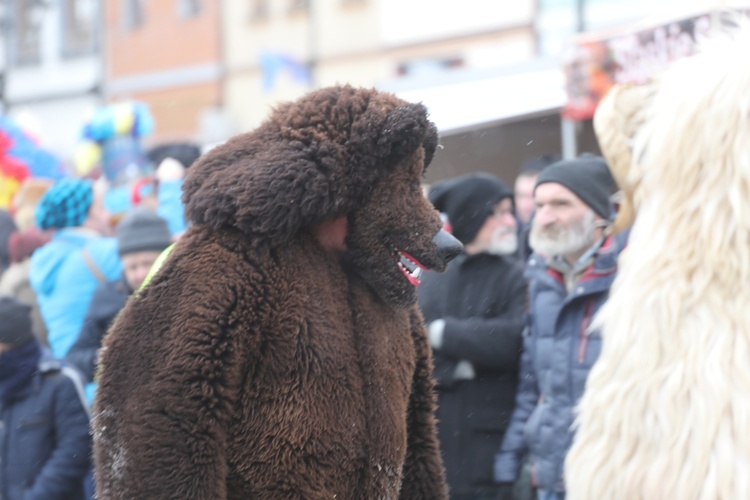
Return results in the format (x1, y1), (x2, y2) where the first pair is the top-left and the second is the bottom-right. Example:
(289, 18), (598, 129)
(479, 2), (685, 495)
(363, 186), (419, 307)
(390, 244), (427, 286)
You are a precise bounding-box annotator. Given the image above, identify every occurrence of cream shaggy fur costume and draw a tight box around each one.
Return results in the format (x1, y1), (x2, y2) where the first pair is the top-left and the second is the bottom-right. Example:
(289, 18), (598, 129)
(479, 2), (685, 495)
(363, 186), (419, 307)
(565, 29), (750, 500)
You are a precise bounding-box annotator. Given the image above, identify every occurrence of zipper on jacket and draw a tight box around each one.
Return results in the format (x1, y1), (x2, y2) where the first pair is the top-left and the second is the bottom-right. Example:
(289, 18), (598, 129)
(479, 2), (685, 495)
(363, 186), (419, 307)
(577, 300), (595, 364)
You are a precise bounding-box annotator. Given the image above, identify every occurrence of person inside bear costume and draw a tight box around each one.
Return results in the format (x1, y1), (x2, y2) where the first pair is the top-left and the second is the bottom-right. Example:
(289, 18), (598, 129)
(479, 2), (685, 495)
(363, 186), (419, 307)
(93, 85), (463, 499)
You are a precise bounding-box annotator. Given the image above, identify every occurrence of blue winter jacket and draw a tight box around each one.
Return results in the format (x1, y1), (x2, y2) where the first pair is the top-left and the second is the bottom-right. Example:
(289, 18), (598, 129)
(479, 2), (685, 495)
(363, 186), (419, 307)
(0, 352), (91, 500)
(494, 235), (625, 493)
(30, 229), (121, 359)
(157, 179), (187, 236)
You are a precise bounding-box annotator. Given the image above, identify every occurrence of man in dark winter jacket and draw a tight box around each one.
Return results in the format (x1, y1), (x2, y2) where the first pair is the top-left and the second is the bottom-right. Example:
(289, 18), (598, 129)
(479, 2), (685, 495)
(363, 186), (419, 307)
(0, 296), (91, 500)
(419, 173), (527, 500)
(494, 155), (623, 500)
(66, 208), (172, 400)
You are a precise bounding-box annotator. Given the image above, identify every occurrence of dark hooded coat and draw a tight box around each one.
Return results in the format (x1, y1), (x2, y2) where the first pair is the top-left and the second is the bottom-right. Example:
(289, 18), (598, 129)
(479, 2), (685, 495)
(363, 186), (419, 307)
(419, 253), (526, 497)
(93, 86), (452, 499)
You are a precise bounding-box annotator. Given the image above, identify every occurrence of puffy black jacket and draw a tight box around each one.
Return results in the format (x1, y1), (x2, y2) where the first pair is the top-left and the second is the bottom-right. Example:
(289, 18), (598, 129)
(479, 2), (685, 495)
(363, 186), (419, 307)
(0, 353), (90, 500)
(418, 252), (527, 497)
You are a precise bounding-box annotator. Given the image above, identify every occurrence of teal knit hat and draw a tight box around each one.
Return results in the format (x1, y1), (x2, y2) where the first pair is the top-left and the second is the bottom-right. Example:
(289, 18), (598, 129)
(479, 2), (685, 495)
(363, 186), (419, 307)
(35, 178), (93, 231)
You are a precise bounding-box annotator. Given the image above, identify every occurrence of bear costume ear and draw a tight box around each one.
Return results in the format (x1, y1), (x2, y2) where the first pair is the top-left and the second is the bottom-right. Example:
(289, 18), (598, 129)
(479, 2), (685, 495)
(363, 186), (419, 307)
(183, 141), (341, 246)
(182, 87), (435, 247)
(423, 122), (439, 169)
(375, 103), (430, 166)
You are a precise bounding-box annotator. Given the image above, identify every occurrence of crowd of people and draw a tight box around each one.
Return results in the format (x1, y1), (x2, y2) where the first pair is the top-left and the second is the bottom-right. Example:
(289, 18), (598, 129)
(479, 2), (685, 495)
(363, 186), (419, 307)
(417, 154), (624, 500)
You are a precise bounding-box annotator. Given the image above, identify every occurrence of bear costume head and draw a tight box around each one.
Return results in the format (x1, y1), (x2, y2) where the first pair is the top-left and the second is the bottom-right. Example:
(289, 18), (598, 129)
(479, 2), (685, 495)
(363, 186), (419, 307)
(183, 85), (460, 307)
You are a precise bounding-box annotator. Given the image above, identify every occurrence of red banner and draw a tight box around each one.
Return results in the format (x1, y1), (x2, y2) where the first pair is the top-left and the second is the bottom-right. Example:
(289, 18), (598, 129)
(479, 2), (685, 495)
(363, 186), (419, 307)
(562, 14), (716, 120)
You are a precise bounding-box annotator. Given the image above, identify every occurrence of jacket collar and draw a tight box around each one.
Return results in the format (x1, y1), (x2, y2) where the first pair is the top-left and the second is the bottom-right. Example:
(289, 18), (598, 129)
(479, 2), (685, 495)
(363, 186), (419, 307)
(526, 234), (624, 291)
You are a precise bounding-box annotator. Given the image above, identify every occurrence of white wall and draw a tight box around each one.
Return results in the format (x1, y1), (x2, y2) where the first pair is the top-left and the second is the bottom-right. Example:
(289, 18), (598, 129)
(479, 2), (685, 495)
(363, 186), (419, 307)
(378, 0), (534, 46)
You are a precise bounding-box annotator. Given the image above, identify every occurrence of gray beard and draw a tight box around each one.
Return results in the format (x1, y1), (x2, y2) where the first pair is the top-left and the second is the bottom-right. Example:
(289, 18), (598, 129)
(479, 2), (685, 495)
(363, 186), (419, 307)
(484, 228), (519, 256)
(476, 227), (518, 256)
(529, 210), (597, 258)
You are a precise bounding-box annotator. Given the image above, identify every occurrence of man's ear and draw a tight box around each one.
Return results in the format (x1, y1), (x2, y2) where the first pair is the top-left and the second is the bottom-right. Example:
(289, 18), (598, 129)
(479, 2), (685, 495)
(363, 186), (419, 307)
(311, 216), (348, 254)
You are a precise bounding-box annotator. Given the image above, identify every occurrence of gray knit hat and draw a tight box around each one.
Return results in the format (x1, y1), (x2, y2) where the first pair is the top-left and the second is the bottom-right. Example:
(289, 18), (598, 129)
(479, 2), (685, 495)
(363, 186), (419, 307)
(116, 208), (172, 256)
(534, 154), (616, 219)
(0, 296), (34, 346)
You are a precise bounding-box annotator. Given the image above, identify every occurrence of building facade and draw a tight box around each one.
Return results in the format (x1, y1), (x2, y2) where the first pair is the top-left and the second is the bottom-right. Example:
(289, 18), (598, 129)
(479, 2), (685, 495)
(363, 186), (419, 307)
(223, 0), (536, 129)
(2, 0), (745, 172)
(222, 0), (548, 182)
(104, 0), (227, 145)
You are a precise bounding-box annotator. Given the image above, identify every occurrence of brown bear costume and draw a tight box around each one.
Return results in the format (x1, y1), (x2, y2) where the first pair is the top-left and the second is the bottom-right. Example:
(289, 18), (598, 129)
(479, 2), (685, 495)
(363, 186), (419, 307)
(93, 86), (463, 499)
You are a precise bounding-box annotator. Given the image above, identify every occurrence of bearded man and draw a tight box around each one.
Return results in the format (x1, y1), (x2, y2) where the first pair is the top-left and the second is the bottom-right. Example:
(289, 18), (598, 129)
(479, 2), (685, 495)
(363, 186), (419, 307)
(493, 155), (623, 500)
(418, 173), (527, 500)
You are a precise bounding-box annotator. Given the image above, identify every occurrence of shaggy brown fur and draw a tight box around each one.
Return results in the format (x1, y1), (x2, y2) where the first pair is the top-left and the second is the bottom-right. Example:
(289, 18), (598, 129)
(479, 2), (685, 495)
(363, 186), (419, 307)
(93, 86), (454, 499)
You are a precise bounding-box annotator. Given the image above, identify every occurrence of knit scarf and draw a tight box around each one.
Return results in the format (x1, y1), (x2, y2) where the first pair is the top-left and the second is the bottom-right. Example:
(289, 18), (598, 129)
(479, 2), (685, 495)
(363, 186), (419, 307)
(0, 340), (41, 404)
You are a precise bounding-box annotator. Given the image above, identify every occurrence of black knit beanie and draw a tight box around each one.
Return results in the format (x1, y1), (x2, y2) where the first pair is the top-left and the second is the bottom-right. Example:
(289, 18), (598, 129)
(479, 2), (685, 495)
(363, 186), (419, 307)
(534, 154), (616, 219)
(0, 296), (34, 346)
(428, 172), (514, 245)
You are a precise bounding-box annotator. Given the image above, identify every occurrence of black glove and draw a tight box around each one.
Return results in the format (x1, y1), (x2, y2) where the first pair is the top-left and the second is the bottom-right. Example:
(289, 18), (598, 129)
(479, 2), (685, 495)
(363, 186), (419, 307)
(496, 482), (514, 500)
